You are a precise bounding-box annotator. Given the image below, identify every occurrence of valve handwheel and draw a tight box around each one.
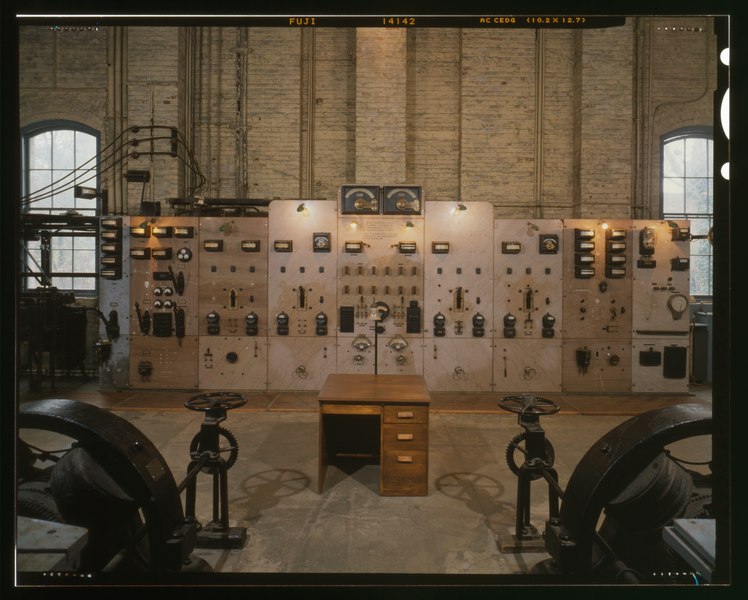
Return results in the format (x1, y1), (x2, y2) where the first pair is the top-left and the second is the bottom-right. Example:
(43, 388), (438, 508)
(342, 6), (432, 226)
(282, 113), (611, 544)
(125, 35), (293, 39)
(499, 393), (560, 416)
(185, 392), (247, 412)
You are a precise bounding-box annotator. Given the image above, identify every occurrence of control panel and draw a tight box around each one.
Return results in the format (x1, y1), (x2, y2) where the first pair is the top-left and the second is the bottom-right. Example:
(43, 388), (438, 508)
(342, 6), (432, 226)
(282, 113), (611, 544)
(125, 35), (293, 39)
(561, 219), (633, 392)
(198, 216), (269, 390)
(98, 195), (692, 395)
(494, 219), (564, 392)
(267, 200), (338, 390)
(336, 187), (425, 376)
(128, 216), (200, 389)
(423, 202), (494, 391)
(630, 219), (691, 392)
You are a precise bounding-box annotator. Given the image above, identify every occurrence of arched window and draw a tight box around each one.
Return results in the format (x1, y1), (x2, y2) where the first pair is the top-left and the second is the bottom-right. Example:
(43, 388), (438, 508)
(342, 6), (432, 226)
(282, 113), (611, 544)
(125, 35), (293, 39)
(661, 126), (713, 297)
(21, 121), (100, 294)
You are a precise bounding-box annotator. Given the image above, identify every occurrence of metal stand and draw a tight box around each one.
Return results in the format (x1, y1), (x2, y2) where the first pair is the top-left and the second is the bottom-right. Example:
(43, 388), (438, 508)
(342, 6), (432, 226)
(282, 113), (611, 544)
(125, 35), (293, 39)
(498, 393), (562, 552)
(183, 392), (248, 549)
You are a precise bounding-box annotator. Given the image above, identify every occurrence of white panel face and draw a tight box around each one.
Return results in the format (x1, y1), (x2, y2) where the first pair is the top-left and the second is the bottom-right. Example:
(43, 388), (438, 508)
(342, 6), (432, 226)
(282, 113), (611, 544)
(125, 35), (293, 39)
(631, 338), (690, 393)
(267, 337), (337, 390)
(562, 339), (632, 393)
(268, 200), (338, 337)
(493, 340), (563, 393)
(424, 202), (494, 340)
(336, 214), (425, 338)
(198, 216), (269, 337)
(198, 336), (268, 390)
(494, 219), (564, 340)
(562, 219), (633, 340)
(336, 334), (378, 374)
(423, 339), (493, 391)
(632, 220), (691, 333)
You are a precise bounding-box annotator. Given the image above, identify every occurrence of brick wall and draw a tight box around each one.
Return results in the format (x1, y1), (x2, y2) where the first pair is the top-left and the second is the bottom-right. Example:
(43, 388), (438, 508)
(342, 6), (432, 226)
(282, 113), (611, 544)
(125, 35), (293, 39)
(19, 20), (718, 217)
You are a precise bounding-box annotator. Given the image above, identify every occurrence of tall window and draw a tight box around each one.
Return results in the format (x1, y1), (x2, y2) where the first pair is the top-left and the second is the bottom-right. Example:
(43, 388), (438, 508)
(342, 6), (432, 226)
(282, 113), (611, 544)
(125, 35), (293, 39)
(21, 121), (100, 293)
(661, 127), (713, 297)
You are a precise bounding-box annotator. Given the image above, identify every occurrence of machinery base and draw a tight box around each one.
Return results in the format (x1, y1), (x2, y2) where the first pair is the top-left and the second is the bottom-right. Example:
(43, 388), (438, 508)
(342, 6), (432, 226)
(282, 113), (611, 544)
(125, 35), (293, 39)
(195, 526), (248, 549)
(498, 525), (547, 553)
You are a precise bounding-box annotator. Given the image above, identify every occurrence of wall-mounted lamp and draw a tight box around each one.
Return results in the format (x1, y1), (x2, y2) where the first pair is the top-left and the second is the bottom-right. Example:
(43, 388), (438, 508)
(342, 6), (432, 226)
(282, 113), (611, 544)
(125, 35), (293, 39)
(405, 221), (415, 229)
(350, 221), (359, 230)
(297, 203), (309, 216)
(74, 185), (109, 213)
(600, 221), (609, 230)
(452, 203), (467, 215)
(74, 185), (99, 199)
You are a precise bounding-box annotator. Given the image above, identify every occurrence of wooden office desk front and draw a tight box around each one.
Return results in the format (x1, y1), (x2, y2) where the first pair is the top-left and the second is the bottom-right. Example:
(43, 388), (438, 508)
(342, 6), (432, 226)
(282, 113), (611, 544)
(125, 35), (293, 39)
(317, 374), (431, 496)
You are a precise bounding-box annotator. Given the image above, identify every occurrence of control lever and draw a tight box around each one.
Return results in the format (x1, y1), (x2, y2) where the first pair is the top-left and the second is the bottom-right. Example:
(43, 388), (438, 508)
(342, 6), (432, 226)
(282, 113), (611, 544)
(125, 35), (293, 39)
(135, 303), (151, 335)
(96, 309), (120, 339)
(169, 265), (185, 295)
(174, 306), (186, 338)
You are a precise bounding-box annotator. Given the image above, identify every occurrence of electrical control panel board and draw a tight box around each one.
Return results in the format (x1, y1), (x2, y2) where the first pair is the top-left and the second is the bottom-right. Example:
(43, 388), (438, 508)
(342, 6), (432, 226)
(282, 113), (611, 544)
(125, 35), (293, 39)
(198, 216), (269, 390)
(630, 219), (691, 392)
(267, 200), (338, 389)
(98, 197), (693, 395)
(422, 202), (494, 391)
(336, 195), (425, 376)
(128, 216), (200, 389)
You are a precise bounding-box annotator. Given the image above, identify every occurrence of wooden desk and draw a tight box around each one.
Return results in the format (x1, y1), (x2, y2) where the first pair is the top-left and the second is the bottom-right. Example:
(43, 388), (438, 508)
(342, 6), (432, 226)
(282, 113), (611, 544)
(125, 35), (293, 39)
(317, 374), (431, 496)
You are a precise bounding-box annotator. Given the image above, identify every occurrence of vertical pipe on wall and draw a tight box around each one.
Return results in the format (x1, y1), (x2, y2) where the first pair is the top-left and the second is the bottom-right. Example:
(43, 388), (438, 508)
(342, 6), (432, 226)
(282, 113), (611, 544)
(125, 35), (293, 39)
(106, 26), (128, 214)
(236, 27), (249, 199)
(534, 29), (546, 218)
(304, 29), (316, 199)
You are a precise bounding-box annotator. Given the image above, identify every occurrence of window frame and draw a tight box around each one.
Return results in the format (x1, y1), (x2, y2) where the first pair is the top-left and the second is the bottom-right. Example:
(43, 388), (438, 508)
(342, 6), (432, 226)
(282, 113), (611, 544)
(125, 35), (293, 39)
(659, 125), (714, 300)
(20, 120), (101, 296)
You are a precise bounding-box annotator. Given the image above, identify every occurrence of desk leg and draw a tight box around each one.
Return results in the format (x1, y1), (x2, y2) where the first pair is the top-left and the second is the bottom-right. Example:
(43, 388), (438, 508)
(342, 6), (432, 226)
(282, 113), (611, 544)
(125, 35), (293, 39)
(318, 412), (327, 494)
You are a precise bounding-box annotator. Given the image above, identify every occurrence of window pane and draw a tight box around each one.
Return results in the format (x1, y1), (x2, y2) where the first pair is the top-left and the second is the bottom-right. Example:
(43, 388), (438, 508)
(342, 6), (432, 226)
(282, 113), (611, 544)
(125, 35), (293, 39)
(685, 137), (708, 177)
(53, 236), (73, 251)
(663, 139), (685, 177)
(51, 248), (73, 273)
(75, 236), (96, 251)
(690, 255), (712, 296)
(74, 249), (96, 273)
(663, 178), (684, 213)
(74, 278), (96, 291)
(52, 130), (75, 169)
(28, 171), (52, 209)
(75, 132), (97, 166)
(29, 132), (52, 169)
(51, 276), (73, 289)
(52, 170), (75, 210)
(685, 178), (709, 214)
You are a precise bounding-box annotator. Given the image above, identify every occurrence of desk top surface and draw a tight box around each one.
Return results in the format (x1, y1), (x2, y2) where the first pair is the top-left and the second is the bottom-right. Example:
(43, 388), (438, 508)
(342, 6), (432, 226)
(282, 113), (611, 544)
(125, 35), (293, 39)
(317, 374), (431, 405)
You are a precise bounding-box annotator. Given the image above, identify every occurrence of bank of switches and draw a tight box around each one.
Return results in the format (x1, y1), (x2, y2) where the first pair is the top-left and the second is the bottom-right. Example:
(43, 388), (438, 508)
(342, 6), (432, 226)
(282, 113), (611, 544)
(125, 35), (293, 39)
(99, 194), (692, 394)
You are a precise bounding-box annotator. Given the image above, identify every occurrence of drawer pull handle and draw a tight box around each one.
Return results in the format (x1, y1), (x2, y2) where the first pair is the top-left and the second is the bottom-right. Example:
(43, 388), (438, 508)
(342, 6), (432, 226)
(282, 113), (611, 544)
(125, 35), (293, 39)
(397, 411), (414, 419)
(397, 434), (414, 441)
(397, 456), (414, 464)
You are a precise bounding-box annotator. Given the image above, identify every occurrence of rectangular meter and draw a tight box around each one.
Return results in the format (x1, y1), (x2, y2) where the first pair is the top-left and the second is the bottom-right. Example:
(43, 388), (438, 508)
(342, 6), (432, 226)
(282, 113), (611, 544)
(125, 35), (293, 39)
(241, 240), (261, 252)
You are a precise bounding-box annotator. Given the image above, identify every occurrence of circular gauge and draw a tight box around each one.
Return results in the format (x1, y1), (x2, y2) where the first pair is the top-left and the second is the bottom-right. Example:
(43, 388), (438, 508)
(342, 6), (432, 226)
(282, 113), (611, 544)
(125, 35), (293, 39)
(667, 293), (689, 319)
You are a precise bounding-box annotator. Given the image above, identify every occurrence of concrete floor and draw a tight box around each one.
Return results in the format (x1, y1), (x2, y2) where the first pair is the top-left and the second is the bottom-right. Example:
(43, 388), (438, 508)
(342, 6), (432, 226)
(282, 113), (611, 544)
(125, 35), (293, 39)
(15, 379), (713, 586)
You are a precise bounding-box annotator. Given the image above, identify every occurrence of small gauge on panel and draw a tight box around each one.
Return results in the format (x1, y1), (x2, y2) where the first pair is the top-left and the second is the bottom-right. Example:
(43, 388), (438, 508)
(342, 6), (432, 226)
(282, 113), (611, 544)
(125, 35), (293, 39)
(667, 293), (689, 320)
(341, 185), (381, 214)
(383, 186), (422, 215)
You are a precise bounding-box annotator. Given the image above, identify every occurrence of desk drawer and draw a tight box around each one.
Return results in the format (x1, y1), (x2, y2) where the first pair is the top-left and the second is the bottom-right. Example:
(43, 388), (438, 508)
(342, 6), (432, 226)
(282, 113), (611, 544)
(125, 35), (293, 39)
(381, 450), (428, 496)
(383, 405), (428, 424)
(382, 424), (428, 451)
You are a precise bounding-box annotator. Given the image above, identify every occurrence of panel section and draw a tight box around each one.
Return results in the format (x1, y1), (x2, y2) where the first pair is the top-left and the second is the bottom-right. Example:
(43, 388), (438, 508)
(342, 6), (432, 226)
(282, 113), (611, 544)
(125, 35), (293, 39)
(494, 339), (563, 393)
(198, 336), (268, 390)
